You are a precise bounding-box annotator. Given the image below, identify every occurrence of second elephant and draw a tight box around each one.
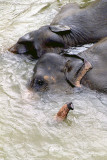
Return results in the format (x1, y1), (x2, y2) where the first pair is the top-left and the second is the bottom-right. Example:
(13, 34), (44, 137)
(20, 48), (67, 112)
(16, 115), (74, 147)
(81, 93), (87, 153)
(9, 0), (107, 59)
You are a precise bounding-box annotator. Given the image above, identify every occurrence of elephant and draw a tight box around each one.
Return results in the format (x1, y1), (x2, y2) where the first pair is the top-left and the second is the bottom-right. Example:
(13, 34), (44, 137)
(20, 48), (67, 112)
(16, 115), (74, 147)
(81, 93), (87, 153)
(29, 37), (107, 93)
(9, 0), (107, 59)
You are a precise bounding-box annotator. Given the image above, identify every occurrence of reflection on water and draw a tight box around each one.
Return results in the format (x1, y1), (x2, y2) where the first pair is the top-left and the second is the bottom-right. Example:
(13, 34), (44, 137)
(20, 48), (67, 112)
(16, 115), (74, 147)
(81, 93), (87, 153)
(0, 0), (107, 160)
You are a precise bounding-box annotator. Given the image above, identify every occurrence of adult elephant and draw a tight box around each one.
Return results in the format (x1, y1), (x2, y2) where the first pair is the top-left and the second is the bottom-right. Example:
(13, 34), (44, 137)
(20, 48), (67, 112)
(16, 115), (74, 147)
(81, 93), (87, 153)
(29, 37), (107, 93)
(9, 0), (107, 59)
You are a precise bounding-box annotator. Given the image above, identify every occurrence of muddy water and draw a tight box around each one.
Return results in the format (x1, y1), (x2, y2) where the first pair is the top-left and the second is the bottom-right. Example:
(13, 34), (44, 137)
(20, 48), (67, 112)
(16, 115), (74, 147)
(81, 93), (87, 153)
(0, 0), (107, 160)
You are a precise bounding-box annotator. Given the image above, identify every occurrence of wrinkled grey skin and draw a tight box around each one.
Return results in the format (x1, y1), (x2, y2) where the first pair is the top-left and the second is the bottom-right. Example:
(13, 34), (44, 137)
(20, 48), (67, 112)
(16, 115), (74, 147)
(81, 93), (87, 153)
(30, 37), (107, 93)
(80, 37), (107, 93)
(9, 0), (107, 59)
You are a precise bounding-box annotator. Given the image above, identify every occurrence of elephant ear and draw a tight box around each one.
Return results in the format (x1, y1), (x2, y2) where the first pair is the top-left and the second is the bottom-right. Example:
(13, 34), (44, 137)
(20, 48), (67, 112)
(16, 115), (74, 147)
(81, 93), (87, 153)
(49, 25), (71, 33)
(63, 54), (92, 87)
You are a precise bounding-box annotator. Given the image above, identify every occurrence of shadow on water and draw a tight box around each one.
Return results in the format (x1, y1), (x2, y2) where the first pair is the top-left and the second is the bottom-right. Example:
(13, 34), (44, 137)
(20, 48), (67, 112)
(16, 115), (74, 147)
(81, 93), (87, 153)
(0, 0), (107, 160)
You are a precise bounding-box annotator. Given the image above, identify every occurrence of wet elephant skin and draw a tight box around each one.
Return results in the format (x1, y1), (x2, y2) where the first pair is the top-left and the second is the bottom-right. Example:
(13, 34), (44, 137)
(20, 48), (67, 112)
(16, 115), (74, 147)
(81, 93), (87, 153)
(80, 37), (107, 93)
(29, 37), (107, 93)
(9, 0), (107, 59)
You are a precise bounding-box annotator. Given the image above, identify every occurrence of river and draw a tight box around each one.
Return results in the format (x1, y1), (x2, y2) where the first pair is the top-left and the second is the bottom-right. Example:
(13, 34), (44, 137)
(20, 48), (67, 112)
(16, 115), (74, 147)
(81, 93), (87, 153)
(0, 0), (107, 160)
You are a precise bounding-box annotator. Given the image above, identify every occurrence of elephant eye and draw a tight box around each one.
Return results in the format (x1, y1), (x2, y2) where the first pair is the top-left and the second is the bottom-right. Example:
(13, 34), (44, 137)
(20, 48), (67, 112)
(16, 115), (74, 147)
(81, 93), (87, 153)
(36, 79), (44, 86)
(34, 77), (49, 92)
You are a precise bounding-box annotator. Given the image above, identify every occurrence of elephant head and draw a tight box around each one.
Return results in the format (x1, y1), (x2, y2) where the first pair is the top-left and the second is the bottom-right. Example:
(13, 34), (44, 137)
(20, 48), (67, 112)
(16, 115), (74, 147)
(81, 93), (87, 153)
(9, 25), (72, 59)
(29, 53), (92, 92)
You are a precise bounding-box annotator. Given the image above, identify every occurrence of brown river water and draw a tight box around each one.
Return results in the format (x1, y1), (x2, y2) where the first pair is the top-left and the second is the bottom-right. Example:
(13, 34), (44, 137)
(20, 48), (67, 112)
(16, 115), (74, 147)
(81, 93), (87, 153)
(0, 0), (107, 160)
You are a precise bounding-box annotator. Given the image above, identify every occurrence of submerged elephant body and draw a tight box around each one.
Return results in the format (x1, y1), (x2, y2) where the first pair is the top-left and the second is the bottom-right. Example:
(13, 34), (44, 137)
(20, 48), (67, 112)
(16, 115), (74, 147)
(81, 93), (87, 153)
(30, 37), (107, 93)
(9, 0), (107, 58)
(80, 37), (107, 92)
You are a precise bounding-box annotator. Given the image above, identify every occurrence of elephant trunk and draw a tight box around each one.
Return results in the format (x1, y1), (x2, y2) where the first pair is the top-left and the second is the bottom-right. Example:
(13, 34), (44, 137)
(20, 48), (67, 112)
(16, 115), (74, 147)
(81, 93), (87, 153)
(55, 102), (74, 122)
(8, 44), (17, 54)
